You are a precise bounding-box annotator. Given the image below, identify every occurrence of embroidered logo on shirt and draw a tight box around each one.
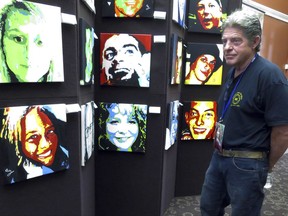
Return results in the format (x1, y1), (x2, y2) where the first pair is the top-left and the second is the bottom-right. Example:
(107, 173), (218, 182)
(231, 92), (243, 107)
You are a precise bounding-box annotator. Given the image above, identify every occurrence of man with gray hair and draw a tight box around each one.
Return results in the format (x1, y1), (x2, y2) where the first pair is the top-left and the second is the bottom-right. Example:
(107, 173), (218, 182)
(200, 9), (288, 215)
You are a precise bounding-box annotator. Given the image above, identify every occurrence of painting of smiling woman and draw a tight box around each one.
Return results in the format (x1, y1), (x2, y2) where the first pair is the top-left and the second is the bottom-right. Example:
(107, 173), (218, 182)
(0, 104), (69, 184)
(98, 102), (147, 153)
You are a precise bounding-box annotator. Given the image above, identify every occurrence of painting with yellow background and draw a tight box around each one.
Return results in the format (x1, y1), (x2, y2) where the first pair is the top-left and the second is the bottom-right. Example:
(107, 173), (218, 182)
(184, 43), (223, 85)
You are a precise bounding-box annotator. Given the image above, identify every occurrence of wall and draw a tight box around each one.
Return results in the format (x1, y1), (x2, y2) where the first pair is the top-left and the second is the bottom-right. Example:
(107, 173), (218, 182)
(93, 1), (174, 215)
(254, 0), (287, 14)
(250, 0), (288, 72)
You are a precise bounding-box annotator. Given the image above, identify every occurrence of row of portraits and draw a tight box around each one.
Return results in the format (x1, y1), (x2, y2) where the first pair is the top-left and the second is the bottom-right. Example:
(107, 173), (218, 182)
(0, 0), (234, 84)
(0, 100), (216, 183)
(101, 0), (237, 36)
(100, 32), (223, 87)
(95, 100), (217, 152)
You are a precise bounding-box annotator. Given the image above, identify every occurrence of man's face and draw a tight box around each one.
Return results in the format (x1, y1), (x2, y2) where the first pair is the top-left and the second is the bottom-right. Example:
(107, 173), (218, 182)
(3, 9), (51, 82)
(192, 54), (216, 83)
(102, 34), (142, 81)
(115, 0), (144, 17)
(185, 101), (216, 139)
(222, 27), (256, 70)
(197, 0), (222, 30)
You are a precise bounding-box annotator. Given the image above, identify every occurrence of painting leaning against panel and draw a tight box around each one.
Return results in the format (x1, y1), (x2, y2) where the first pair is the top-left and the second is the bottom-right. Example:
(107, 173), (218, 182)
(81, 101), (95, 166)
(170, 34), (183, 85)
(79, 18), (95, 85)
(0, 104), (69, 184)
(165, 100), (180, 150)
(172, 0), (187, 28)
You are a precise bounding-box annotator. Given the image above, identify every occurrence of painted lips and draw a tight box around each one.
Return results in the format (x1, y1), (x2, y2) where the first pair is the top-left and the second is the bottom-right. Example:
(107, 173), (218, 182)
(193, 127), (206, 134)
(38, 150), (52, 159)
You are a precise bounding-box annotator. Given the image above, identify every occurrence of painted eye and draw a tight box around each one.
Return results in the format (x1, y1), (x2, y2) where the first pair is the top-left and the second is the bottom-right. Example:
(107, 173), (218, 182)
(124, 49), (135, 55)
(109, 120), (119, 125)
(46, 129), (56, 136)
(104, 50), (116, 61)
(209, 61), (216, 66)
(128, 120), (137, 124)
(200, 57), (207, 63)
(27, 134), (40, 143)
(204, 112), (214, 119)
(36, 39), (43, 46)
(208, 3), (216, 8)
(13, 36), (24, 43)
(197, 5), (204, 11)
(191, 110), (198, 117)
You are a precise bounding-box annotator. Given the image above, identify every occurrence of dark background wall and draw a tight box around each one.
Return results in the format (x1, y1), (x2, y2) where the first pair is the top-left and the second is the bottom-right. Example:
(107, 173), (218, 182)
(0, 0), (95, 216)
(93, 0), (173, 215)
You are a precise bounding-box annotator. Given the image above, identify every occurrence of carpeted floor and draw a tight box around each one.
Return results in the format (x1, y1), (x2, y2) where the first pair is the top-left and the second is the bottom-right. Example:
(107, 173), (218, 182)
(164, 153), (288, 216)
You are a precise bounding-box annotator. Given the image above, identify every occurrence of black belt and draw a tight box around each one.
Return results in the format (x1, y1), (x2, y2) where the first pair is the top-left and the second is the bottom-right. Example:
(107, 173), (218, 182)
(218, 149), (268, 159)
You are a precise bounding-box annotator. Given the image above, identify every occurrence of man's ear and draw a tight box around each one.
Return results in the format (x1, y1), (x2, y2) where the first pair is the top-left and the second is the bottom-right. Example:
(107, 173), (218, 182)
(253, 35), (261, 50)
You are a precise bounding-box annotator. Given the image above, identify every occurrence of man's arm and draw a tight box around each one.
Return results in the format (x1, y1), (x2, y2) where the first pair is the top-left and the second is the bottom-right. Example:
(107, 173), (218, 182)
(269, 125), (288, 172)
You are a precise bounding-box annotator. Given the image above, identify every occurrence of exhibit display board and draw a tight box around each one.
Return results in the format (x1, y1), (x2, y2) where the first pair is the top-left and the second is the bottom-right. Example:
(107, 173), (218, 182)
(0, 0), (244, 216)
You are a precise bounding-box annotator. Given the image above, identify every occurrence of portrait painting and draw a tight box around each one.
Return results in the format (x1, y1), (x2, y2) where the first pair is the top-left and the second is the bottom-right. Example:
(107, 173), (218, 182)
(100, 33), (151, 88)
(172, 0), (187, 28)
(187, 0), (228, 34)
(81, 101), (95, 166)
(170, 34), (183, 85)
(0, 1), (64, 83)
(102, 0), (154, 18)
(0, 104), (69, 184)
(98, 102), (148, 153)
(80, 18), (95, 85)
(165, 100), (180, 150)
(81, 0), (96, 13)
(184, 42), (223, 85)
(181, 101), (217, 140)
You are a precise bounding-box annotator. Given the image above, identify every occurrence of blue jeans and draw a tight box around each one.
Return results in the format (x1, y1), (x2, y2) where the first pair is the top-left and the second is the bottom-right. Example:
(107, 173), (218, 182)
(200, 151), (268, 216)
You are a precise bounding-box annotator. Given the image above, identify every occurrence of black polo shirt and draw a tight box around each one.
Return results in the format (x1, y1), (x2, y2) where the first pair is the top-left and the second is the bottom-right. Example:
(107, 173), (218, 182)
(218, 55), (288, 151)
